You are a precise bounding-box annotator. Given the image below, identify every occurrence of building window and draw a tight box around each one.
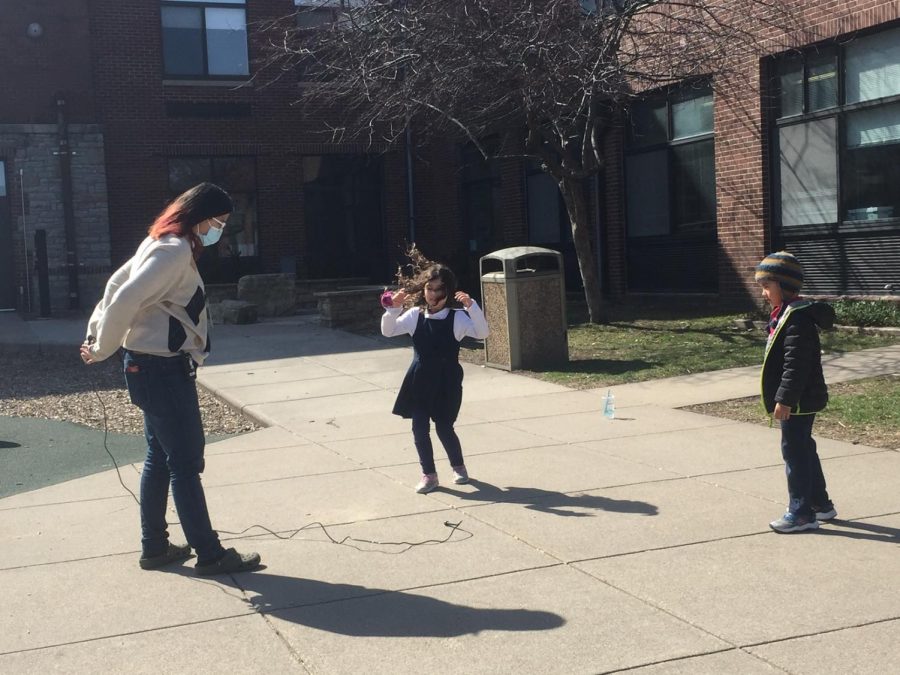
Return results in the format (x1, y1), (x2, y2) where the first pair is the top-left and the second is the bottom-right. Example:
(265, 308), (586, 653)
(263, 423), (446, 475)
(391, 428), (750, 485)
(293, 2), (355, 81)
(161, 0), (249, 78)
(775, 26), (900, 227)
(168, 157), (258, 281)
(301, 154), (384, 280)
(460, 143), (499, 252)
(295, 1), (350, 28)
(625, 83), (716, 238)
(526, 161), (572, 245)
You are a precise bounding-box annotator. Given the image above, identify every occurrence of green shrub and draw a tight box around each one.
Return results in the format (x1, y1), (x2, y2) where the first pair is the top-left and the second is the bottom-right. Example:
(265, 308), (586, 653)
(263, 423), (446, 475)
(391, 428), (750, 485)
(743, 299), (900, 327)
(832, 300), (900, 328)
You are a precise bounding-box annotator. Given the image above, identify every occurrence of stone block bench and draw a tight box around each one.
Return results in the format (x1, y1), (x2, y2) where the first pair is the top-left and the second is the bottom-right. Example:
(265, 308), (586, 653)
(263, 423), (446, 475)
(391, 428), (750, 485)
(209, 299), (258, 325)
(314, 286), (387, 330)
(238, 273), (296, 317)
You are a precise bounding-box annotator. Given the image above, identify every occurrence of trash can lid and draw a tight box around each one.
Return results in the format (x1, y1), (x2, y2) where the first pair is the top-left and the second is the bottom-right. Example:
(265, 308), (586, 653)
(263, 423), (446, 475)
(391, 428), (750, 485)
(481, 246), (561, 261)
(480, 246), (563, 278)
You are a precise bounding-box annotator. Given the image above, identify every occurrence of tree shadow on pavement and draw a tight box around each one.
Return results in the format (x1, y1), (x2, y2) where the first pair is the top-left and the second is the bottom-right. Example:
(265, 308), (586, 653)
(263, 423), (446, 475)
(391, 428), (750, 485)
(446, 479), (658, 517)
(232, 574), (565, 637)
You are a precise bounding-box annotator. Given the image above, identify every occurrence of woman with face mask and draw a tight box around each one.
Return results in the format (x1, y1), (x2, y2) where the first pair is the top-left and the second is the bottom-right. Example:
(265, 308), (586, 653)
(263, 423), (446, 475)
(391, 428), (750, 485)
(80, 182), (261, 576)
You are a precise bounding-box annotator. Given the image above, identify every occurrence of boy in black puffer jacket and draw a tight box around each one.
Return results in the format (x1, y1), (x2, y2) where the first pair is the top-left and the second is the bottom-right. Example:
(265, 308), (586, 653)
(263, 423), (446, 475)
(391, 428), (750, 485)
(756, 251), (837, 533)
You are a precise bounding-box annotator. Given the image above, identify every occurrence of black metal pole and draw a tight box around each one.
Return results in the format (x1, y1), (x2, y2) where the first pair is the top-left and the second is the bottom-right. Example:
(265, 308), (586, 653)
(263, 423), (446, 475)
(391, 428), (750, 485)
(35, 229), (51, 317)
(56, 96), (81, 310)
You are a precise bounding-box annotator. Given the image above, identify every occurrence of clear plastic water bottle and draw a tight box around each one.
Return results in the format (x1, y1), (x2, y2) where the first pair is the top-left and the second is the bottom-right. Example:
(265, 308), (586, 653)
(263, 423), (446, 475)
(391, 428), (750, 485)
(603, 390), (615, 419)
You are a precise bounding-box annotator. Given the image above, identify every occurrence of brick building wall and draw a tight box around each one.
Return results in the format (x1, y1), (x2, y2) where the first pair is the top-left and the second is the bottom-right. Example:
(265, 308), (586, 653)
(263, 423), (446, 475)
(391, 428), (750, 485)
(0, 0), (109, 314)
(7, 1), (895, 315)
(0, 0), (95, 124)
(714, 0), (900, 304)
(89, 0), (411, 287)
(602, 0), (900, 306)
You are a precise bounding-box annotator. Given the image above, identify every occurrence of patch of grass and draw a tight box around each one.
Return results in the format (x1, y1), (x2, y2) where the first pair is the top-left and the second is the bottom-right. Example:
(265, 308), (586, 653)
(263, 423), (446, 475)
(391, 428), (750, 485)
(825, 376), (900, 431)
(462, 311), (900, 389)
(684, 375), (900, 450)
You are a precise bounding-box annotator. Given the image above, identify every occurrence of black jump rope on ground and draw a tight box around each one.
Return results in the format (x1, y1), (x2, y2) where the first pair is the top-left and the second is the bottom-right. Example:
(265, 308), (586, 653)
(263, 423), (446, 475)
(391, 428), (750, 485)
(90, 374), (469, 555)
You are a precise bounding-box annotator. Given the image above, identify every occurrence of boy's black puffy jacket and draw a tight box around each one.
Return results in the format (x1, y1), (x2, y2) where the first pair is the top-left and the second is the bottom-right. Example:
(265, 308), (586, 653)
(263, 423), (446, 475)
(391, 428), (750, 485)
(761, 300), (835, 414)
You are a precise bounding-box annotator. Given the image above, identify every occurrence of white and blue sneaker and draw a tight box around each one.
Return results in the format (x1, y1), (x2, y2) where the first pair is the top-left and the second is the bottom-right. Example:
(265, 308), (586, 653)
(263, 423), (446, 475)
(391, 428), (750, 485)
(813, 502), (838, 521)
(769, 512), (819, 533)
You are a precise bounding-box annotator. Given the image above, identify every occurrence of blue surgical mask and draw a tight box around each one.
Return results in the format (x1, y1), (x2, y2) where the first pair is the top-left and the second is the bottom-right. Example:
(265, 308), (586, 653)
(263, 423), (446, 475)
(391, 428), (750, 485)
(199, 218), (225, 247)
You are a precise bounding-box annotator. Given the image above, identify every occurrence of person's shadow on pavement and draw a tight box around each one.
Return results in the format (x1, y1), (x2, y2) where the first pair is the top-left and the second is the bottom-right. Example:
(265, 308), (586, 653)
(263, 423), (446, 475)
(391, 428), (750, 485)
(446, 479), (658, 517)
(228, 573), (565, 637)
(814, 518), (899, 544)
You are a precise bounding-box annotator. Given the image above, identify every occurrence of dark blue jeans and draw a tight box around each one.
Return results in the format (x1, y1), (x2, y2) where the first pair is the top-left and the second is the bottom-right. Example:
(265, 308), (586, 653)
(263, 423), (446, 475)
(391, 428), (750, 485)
(411, 412), (464, 475)
(123, 351), (225, 565)
(780, 413), (830, 519)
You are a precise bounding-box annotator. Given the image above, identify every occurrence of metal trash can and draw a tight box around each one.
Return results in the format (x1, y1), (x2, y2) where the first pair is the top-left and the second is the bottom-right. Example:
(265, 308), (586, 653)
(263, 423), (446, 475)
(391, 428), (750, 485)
(479, 246), (567, 371)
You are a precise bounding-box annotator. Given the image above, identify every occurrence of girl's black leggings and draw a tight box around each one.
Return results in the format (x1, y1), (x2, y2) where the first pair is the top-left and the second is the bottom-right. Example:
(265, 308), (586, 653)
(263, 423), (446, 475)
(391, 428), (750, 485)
(411, 413), (464, 475)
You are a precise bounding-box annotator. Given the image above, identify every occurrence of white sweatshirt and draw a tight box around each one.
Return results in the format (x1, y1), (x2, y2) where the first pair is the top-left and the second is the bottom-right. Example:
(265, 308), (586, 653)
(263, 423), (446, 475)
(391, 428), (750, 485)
(381, 301), (489, 341)
(85, 235), (210, 365)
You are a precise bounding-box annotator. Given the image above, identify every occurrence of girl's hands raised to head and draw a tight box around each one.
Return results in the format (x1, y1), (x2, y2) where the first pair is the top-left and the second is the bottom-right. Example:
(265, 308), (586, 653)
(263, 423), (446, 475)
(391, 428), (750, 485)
(455, 291), (473, 309)
(391, 289), (409, 308)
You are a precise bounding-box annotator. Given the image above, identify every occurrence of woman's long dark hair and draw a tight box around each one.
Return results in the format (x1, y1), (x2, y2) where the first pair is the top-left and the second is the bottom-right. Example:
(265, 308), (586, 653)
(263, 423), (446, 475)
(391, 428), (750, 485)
(148, 182), (233, 260)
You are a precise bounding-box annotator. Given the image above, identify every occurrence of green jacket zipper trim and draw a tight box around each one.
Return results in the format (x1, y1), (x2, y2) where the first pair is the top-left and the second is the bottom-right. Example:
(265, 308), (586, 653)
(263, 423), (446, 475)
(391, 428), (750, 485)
(761, 300), (816, 425)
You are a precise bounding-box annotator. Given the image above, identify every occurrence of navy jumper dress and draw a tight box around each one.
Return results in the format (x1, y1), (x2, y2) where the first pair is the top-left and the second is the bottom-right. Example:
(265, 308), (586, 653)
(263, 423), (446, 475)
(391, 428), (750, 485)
(392, 309), (463, 423)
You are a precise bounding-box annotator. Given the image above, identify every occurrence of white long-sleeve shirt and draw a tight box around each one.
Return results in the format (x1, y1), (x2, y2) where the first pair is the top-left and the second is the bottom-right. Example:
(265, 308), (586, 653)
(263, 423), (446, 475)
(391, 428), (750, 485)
(381, 301), (489, 341)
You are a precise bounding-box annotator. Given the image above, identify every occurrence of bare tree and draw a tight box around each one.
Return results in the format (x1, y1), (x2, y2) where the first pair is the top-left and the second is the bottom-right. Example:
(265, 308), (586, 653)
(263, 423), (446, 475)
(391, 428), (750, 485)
(264, 0), (798, 323)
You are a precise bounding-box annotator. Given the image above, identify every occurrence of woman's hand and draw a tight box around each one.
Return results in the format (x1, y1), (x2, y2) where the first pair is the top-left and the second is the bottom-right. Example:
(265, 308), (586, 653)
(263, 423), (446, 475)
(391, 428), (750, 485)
(80, 343), (97, 365)
(455, 291), (473, 309)
(391, 289), (409, 308)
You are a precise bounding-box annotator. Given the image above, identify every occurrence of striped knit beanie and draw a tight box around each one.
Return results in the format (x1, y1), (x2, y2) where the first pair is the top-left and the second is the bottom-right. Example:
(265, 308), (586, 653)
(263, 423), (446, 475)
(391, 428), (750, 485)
(754, 251), (804, 293)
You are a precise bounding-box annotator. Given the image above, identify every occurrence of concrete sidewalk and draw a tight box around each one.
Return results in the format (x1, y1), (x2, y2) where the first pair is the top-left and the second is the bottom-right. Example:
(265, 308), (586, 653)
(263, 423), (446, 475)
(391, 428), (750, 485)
(1, 314), (899, 673)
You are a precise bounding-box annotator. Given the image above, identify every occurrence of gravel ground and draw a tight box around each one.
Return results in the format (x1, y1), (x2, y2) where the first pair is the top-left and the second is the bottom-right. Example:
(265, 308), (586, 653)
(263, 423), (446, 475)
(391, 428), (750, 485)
(0, 350), (260, 437)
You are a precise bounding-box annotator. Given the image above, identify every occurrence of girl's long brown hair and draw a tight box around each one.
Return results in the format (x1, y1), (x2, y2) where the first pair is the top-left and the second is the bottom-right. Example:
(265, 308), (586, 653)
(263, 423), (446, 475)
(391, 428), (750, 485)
(393, 245), (460, 309)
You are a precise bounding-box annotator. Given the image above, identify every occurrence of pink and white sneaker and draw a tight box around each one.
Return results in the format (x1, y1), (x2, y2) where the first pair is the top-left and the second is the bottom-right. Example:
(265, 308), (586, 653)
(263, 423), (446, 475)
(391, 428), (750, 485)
(451, 465), (469, 485)
(415, 473), (439, 494)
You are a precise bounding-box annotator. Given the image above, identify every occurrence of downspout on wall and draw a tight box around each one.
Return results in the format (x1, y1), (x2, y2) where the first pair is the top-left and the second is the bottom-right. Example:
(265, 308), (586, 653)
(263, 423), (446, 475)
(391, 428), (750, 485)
(55, 96), (80, 310)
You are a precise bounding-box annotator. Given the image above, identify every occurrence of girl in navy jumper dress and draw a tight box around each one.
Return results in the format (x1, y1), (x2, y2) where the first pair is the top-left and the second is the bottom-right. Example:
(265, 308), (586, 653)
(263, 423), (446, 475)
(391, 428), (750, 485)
(381, 264), (489, 493)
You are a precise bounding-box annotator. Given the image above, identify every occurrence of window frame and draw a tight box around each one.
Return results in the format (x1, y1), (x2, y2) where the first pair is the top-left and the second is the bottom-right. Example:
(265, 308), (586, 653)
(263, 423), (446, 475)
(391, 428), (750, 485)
(300, 153), (386, 280)
(772, 24), (900, 233)
(167, 156), (260, 265)
(624, 81), (717, 239)
(160, 0), (250, 80)
(294, 1), (349, 28)
(524, 160), (573, 245)
(459, 140), (500, 252)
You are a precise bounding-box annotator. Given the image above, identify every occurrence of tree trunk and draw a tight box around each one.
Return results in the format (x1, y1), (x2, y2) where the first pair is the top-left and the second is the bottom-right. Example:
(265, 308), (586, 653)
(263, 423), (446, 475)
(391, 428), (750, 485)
(559, 176), (606, 324)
